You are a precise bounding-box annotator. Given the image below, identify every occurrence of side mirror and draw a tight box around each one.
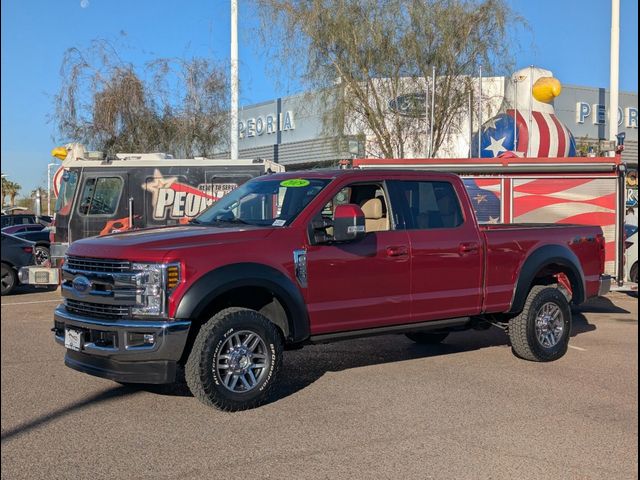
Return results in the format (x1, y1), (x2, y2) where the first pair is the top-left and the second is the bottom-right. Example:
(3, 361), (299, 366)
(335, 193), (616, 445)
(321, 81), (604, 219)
(333, 204), (366, 242)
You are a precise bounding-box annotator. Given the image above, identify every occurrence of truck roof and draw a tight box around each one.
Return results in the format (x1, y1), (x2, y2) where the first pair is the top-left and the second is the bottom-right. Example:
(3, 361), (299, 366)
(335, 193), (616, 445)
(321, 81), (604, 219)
(258, 168), (462, 181)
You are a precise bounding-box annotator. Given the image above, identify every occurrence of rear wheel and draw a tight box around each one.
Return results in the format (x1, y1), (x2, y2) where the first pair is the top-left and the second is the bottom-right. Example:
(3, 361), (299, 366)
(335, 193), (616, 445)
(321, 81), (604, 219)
(405, 331), (449, 344)
(185, 307), (283, 411)
(34, 245), (50, 266)
(508, 286), (571, 362)
(630, 263), (638, 284)
(1, 263), (17, 296)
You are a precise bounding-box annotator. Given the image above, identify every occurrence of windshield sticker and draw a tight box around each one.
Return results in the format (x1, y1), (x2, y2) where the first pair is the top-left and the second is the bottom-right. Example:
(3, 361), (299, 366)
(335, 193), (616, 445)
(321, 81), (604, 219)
(272, 219), (287, 227)
(280, 179), (310, 188)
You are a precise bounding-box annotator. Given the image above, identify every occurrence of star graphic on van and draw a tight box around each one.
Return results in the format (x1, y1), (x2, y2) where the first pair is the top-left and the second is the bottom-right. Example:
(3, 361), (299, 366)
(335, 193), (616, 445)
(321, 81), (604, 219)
(144, 169), (179, 207)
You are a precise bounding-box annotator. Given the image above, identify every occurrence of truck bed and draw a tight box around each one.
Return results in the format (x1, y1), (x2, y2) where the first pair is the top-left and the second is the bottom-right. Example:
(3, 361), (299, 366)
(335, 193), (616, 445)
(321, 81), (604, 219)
(480, 223), (604, 313)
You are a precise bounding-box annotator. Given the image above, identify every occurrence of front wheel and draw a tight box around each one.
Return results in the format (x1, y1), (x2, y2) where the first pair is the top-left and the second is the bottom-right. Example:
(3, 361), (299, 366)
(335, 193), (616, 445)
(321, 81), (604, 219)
(185, 307), (283, 411)
(508, 285), (571, 362)
(1, 263), (17, 296)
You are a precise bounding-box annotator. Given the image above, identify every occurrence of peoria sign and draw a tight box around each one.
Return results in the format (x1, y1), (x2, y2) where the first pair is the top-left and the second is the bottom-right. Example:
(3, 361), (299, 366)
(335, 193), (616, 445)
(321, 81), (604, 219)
(238, 111), (296, 139)
(145, 171), (238, 220)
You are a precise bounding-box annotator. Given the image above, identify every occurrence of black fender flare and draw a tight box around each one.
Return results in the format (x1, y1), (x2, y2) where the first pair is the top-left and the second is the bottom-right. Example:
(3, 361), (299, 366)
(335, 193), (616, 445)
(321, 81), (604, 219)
(508, 244), (586, 314)
(174, 263), (310, 343)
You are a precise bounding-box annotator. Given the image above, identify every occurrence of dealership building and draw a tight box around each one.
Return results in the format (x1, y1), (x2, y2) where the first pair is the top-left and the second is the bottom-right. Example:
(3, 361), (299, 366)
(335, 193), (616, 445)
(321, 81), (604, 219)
(214, 71), (637, 225)
(219, 81), (637, 167)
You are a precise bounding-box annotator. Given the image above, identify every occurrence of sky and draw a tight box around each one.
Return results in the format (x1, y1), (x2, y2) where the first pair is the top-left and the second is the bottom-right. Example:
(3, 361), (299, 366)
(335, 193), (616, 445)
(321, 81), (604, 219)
(1, 0), (638, 196)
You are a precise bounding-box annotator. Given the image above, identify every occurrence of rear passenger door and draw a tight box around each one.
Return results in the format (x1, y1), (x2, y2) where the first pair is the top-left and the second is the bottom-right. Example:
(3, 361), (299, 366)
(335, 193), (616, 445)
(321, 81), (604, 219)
(388, 179), (484, 321)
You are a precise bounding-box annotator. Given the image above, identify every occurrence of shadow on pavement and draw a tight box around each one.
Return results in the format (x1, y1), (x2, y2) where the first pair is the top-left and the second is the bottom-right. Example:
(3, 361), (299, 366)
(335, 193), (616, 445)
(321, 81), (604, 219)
(0, 386), (140, 443)
(574, 295), (630, 314)
(4, 300), (610, 421)
(267, 311), (598, 406)
(136, 307), (603, 407)
(6, 285), (59, 296)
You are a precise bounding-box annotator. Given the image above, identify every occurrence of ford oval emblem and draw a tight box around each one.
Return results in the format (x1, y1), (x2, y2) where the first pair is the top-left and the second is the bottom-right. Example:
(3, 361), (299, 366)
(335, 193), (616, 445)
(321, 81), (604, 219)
(72, 275), (91, 295)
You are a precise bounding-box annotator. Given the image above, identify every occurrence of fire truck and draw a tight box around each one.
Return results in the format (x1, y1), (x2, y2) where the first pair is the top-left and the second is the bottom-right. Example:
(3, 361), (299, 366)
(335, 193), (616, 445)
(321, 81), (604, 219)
(352, 155), (630, 287)
(19, 144), (284, 286)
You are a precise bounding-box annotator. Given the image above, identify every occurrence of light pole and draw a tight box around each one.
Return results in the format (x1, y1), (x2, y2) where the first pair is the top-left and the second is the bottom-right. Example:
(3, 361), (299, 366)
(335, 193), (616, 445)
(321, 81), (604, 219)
(609, 0), (620, 155)
(47, 162), (58, 216)
(230, 0), (239, 161)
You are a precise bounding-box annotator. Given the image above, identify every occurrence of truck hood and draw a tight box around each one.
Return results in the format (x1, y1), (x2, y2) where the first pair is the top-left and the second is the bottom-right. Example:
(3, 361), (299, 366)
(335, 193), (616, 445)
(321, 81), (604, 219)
(67, 225), (275, 261)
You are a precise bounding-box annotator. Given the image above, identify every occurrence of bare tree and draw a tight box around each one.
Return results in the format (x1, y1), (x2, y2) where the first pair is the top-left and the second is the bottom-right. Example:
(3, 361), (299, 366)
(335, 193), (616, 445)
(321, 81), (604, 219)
(53, 40), (229, 157)
(258, 0), (519, 158)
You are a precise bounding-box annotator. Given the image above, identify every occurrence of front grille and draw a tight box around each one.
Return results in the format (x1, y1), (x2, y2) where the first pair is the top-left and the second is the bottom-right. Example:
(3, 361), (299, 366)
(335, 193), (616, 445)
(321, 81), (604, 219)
(65, 256), (131, 273)
(65, 299), (130, 319)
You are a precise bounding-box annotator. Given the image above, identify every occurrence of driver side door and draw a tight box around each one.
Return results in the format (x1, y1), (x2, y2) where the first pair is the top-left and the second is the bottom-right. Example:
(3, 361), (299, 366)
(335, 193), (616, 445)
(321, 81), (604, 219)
(304, 181), (411, 335)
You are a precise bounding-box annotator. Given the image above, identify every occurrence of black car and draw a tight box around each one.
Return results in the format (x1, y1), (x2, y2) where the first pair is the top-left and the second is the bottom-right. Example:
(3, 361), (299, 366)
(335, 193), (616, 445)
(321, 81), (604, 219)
(12, 228), (51, 265)
(1, 233), (36, 295)
(0, 214), (52, 229)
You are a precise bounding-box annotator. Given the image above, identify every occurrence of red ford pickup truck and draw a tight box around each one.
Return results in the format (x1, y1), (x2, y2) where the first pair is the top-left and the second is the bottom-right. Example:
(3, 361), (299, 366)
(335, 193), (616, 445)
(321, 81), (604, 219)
(54, 170), (610, 410)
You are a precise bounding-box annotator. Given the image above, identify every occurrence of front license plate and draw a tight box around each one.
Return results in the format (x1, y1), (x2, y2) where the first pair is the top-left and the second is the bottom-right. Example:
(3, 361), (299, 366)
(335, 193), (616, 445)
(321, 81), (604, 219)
(64, 328), (83, 351)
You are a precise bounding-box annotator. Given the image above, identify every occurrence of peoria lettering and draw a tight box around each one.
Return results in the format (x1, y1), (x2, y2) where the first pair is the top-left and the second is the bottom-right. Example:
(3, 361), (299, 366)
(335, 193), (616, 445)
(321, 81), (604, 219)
(153, 183), (237, 219)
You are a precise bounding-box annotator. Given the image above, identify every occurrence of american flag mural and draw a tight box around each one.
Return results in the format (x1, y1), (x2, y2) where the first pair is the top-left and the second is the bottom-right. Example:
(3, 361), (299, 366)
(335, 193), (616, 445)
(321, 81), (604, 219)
(471, 110), (577, 158)
(512, 178), (618, 275)
(463, 178), (502, 224)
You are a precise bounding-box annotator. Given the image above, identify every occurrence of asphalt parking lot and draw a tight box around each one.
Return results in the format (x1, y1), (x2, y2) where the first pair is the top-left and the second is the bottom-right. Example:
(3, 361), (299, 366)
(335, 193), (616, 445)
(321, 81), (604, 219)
(1, 287), (637, 480)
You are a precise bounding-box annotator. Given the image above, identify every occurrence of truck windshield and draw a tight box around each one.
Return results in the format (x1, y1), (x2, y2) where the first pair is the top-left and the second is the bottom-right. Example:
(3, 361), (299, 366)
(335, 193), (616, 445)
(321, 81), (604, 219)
(194, 177), (330, 227)
(54, 170), (78, 216)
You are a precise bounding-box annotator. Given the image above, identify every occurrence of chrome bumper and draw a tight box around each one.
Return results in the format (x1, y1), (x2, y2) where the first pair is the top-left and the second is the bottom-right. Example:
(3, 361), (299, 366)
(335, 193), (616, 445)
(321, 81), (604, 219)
(598, 275), (612, 297)
(53, 305), (191, 384)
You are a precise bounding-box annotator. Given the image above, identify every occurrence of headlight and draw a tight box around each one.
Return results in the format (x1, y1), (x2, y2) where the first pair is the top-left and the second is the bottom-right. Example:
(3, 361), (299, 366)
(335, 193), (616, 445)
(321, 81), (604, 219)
(132, 263), (181, 317)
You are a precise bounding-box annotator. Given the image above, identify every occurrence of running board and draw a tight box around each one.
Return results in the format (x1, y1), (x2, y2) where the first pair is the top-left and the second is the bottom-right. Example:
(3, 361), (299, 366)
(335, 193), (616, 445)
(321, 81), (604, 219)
(308, 317), (471, 344)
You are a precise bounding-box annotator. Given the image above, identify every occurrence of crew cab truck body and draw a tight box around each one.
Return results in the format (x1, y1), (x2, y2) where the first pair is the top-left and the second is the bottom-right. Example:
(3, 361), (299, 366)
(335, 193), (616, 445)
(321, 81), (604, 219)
(54, 170), (610, 410)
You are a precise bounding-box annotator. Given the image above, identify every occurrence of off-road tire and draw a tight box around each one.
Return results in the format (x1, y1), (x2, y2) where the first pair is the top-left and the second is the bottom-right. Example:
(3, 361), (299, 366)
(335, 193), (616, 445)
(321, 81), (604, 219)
(508, 285), (571, 362)
(405, 331), (449, 344)
(1, 263), (17, 296)
(185, 307), (283, 411)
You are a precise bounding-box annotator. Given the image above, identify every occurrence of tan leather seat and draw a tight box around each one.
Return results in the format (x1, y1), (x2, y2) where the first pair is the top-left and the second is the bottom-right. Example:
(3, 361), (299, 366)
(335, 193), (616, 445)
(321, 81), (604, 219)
(360, 198), (389, 232)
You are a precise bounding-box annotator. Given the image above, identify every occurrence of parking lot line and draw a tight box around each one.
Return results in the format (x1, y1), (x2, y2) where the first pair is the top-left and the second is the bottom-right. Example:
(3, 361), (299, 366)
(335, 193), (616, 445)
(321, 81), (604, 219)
(1, 299), (60, 307)
(568, 345), (587, 351)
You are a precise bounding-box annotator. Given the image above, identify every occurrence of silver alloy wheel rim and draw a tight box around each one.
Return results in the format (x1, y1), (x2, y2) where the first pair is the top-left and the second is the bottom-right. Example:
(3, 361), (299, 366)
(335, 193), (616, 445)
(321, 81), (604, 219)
(35, 247), (50, 266)
(1, 265), (13, 293)
(215, 330), (269, 393)
(535, 302), (564, 348)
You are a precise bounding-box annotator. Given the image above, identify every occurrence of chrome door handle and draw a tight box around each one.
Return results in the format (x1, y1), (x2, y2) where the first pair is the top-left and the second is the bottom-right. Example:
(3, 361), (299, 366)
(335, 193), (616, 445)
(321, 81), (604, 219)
(458, 242), (480, 255)
(386, 245), (409, 257)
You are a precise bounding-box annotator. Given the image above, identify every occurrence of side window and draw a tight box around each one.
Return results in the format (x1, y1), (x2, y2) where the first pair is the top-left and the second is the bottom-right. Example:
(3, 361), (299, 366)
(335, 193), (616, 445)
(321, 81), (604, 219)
(395, 181), (463, 229)
(78, 177), (123, 216)
(320, 187), (351, 219)
(319, 183), (391, 233)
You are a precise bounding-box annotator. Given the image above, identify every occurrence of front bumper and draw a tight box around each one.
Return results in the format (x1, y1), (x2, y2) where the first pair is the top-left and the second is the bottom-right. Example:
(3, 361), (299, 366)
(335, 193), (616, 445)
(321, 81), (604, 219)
(598, 274), (612, 297)
(19, 265), (60, 285)
(54, 305), (191, 384)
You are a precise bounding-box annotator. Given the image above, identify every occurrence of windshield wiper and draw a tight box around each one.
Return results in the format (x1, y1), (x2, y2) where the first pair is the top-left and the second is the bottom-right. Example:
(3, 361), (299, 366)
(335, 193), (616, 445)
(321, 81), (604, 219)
(209, 218), (255, 226)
